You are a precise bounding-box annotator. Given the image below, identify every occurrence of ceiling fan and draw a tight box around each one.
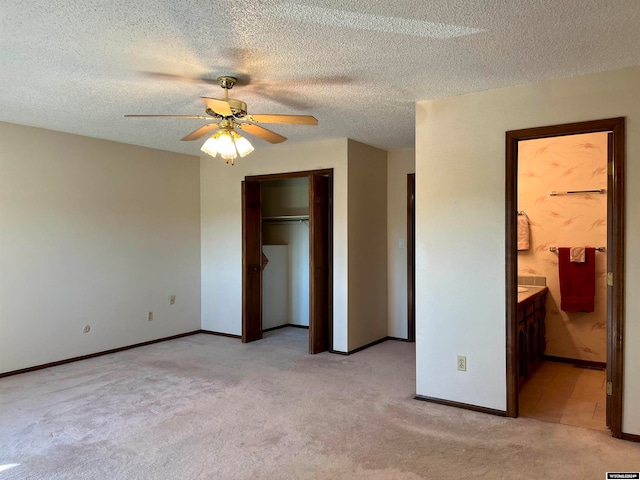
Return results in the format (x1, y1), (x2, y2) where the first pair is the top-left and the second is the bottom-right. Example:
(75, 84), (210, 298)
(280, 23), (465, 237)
(125, 76), (318, 165)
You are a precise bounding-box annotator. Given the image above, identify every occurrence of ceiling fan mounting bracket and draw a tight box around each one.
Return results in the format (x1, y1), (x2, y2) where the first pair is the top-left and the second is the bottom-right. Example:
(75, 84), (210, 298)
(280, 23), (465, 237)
(217, 76), (237, 90)
(218, 118), (235, 130)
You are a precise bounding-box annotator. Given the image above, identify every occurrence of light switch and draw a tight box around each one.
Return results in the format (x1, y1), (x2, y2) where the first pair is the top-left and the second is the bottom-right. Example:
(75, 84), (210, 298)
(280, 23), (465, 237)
(399, 238), (405, 249)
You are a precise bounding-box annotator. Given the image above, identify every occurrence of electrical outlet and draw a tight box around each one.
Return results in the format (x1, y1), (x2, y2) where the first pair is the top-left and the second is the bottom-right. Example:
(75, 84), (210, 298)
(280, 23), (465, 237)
(457, 355), (467, 372)
(169, 295), (176, 305)
(399, 238), (405, 249)
(147, 311), (153, 322)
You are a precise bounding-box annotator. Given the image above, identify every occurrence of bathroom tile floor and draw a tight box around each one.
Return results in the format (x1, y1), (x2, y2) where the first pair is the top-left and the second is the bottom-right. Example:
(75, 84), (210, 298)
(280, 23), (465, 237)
(519, 360), (608, 431)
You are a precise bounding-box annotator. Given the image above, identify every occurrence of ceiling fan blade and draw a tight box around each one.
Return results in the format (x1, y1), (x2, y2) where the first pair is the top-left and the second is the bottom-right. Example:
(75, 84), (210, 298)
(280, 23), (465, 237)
(249, 114), (318, 125)
(240, 123), (287, 144)
(250, 89), (312, 110)
(201, 97), (233, 116)
(181, 124), (219, 141)
(276, 75), (353, 87)
(141, 71), (218, 85)
(125, 114), (211, 119)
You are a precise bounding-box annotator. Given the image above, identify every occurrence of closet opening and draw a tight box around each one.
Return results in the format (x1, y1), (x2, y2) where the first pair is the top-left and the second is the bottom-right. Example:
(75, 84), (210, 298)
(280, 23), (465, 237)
(505, 118), (625, 438)
(242, 169), (333, 354)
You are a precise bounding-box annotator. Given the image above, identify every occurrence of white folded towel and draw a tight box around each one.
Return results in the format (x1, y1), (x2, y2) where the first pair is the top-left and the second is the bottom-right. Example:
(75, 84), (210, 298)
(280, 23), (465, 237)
(517, 215), (530, 251)
(570, 247), (586, 263)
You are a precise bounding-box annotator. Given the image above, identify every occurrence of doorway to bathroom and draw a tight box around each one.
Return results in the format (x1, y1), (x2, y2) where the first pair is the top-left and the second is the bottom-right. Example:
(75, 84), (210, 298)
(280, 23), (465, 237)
(505, 118), (625, 438)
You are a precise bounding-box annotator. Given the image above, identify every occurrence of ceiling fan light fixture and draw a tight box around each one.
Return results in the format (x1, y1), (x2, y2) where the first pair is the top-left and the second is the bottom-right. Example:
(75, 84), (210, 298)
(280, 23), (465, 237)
(216, 131), (237, 160)
(200, 134), (220, 158)
(201, 130), (237, 162)
(234, 133), (254, 157)
(201, 128), (255, 165)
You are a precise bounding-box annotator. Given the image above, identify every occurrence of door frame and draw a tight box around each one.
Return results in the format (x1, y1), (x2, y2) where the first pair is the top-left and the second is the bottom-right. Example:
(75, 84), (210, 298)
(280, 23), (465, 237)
(505, 117), (625, 438)
(243, 168), (334, 353)
(407, 173), (416, 342)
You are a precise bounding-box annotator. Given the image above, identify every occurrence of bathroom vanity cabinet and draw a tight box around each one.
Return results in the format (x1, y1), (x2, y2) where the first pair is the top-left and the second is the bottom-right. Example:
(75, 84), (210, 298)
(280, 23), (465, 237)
(517, 287), (548, 387)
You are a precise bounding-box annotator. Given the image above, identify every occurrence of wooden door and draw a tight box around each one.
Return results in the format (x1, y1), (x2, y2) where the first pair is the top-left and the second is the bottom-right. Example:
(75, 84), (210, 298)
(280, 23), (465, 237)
(309, 174), (329, 354)
(606, 132), (616, 435)
(606, 132), (614, 427)
(242, 180), (263, 343)
(407, 173), (416, 342)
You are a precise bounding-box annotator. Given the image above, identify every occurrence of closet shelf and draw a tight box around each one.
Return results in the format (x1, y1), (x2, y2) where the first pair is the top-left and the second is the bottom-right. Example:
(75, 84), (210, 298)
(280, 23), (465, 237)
(263, 215), (309, 223)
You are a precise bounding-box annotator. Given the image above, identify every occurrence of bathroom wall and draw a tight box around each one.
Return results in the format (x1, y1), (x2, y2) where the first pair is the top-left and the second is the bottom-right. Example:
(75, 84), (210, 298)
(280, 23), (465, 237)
(518, 133), (608, 363)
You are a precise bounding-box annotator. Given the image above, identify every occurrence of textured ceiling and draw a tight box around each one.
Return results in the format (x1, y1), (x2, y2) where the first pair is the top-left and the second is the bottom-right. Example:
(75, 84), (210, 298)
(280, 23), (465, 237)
(1, 1), (640, 155)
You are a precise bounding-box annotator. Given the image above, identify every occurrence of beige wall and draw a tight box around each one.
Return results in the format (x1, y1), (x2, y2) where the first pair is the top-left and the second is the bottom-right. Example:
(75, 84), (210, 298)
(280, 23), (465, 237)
(201, 138), (389, 352)
(387, 149), (415, 339)
(347, 140), (388, 351)
(200, 138), (351, 351)
(518, 133), (608, 362)
(415, 66), (640, 435)
(0, 123), (201, 374)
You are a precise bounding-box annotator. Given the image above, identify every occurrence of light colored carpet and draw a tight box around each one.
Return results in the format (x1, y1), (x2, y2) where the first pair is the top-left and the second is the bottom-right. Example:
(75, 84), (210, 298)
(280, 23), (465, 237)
(1, 328), (638, 479)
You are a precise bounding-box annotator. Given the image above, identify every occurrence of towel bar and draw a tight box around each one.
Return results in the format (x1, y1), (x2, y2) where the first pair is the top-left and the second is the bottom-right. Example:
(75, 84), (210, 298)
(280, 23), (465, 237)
(549, 246), (605, 252)
(549, 189), (605, 196)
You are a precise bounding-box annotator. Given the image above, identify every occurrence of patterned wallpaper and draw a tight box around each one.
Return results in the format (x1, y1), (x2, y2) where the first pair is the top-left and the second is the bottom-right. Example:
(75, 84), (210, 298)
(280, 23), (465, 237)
(518, 132), (608, 362)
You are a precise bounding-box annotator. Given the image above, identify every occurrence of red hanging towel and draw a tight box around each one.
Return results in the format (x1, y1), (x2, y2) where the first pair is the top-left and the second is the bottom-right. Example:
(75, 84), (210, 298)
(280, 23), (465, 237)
(558, 247), (596, 312)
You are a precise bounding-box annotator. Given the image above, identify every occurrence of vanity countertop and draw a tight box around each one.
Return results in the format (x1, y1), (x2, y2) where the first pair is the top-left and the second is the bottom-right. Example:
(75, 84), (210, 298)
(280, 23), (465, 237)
(517, 285), (548, 305)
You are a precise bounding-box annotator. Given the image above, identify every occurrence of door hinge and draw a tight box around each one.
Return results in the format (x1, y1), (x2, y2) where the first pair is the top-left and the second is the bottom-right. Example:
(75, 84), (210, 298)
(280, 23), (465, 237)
(606, 382), (613, 396)
(607, 272), (614, 286)
(608, 162), (614, 176)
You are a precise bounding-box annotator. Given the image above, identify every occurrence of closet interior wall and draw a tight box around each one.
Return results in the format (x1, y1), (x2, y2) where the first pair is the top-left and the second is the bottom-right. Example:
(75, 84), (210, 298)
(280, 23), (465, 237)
(262, 178), (310, 330)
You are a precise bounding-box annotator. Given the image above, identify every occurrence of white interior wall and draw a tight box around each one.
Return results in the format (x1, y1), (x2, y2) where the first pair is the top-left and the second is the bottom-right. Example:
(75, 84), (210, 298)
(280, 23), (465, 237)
(0, 123), (201, 374)
(263, 223), (310, 327)
(262, 178), (309, 217)
(387, 149), (416, 339)
(415, 66), (640, 434)
(347, 140), (388, 351)
(286, 223), (310, 327)
(262, 245), (289, 329)
(262, 178), (310, 327)
(200, 138), (349, 351)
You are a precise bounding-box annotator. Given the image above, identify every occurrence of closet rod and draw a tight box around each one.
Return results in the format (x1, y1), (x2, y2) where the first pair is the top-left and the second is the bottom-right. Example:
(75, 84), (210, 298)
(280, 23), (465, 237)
(549, 189), (605, 196)
(549, 246), (606, 252)
(262, 215), (309, 223)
